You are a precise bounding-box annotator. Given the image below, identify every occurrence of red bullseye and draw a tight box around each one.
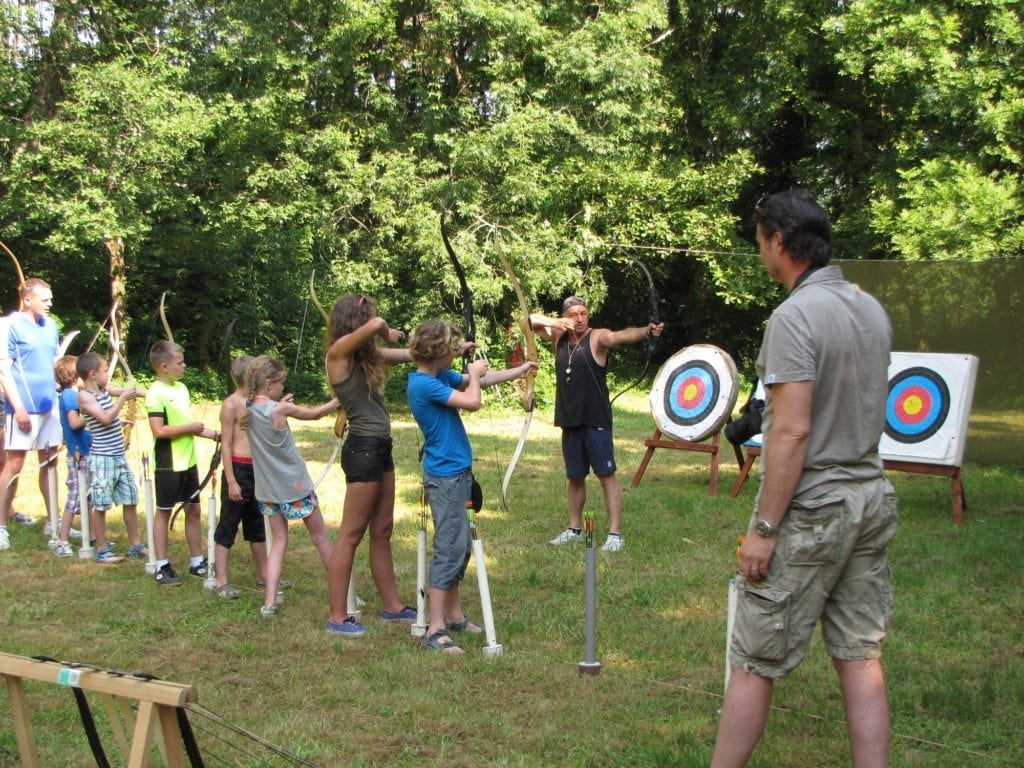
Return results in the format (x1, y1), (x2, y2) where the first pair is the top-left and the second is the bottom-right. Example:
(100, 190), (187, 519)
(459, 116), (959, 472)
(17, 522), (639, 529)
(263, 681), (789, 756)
(676, 376), (706, 409)
(895, 385), (931, 424)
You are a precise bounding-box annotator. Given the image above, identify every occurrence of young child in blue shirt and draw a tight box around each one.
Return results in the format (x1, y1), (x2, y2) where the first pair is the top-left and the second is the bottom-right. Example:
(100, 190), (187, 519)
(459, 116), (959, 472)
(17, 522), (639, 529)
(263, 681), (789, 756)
(54, 356), (91, 557)
(407, 319), (536, 654)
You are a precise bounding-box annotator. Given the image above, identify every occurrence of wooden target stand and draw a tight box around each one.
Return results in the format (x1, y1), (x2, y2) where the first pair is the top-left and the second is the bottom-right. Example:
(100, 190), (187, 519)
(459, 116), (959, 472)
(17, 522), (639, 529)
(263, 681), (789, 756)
(729, 450), (967, 526)
(631, 427), (728, 495)
(1, 651), (198, 767)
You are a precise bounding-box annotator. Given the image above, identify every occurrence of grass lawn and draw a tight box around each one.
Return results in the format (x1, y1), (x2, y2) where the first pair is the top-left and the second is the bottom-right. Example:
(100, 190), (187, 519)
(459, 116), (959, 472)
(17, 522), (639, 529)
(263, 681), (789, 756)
(1, 391), (1021, 767)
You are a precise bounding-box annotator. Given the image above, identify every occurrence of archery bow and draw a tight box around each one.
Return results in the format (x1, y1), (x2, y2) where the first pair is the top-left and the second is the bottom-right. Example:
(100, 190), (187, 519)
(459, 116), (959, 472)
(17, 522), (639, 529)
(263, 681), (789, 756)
(0, 239), (26, 303)
(494, 230), (537, 512)
(309, 270), (346, 489)
(441, 210), (476, 363)
(106, 302), (140, 452)
(609, 254), (660, 405)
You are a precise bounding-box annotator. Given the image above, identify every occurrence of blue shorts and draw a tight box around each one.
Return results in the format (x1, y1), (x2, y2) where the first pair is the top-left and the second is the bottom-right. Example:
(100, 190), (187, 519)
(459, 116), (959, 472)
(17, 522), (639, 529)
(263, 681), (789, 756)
(341, 435), (394, 484)
(259, 492), (317, 521)
(423, 470), (473, 591)
(561, 425), (616, 480)
(88, 454), (139, 511)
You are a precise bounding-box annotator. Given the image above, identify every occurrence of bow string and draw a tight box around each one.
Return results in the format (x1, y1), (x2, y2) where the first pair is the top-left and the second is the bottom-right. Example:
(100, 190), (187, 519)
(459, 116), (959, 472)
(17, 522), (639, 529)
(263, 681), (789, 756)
(609, 253), (660, 405)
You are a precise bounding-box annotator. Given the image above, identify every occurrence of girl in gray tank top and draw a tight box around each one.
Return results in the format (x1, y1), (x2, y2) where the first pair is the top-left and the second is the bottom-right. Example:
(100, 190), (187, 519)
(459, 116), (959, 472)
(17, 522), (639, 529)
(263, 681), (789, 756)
(241, 355), (339, 620)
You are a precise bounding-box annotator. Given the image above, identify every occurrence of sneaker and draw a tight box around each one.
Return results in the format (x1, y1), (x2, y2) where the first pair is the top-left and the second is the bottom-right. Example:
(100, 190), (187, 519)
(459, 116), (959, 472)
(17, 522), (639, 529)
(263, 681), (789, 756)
(69, 527), (81, 539)
(54, 541), (74, 558)
(95, 547), (124, 564)
(126, 543), (148, 558)
(155, 564), (182, 586)
(260, 604), (278, 619)
(43, 521), (77, 537)
(189, 558), (209, 577)
(12, 512), (36, 525)
(380, 606), (417, 622)
(0, 527), (9, 551)
(548, 528), (583, 546)
(326, 616), (366, 637)
(600, 534), (625, 553)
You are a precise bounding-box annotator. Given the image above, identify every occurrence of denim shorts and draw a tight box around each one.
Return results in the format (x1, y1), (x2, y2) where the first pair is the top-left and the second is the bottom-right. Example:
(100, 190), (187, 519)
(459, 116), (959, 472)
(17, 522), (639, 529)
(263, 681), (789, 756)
(561, 425), (616, 480)
(423, 470), (473, 590)
(730, 477), (899, 678)
(341, 435), (394, 484)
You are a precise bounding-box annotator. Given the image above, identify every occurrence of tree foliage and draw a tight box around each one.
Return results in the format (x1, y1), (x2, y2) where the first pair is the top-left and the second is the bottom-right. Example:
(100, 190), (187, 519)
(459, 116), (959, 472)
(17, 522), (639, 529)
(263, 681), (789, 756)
(1, 0), (1021, 395)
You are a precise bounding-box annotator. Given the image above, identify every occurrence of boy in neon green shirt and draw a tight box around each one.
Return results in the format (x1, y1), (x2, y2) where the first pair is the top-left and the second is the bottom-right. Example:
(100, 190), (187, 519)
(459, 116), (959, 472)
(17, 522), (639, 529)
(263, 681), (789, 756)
(146, 340), (219, 586)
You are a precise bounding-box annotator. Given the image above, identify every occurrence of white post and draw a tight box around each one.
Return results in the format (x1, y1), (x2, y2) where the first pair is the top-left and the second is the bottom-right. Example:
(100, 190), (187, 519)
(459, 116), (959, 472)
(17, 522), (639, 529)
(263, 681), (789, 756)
(724, 576), (739, 696)
(411, 486), (428, 638)
(204, 476), (217, 591)
(76, 452), (94, 560)
(467, 504), (502, 658)
(346, 573), (363, 620)
(45, 448), (59, 549)
(141, 454), (158, 575)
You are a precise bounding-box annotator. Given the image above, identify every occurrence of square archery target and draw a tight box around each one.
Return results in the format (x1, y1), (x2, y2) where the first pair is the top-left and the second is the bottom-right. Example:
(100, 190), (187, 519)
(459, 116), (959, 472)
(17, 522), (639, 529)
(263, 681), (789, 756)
(649, 344), (739, 443)
(878, 352), (979, 466)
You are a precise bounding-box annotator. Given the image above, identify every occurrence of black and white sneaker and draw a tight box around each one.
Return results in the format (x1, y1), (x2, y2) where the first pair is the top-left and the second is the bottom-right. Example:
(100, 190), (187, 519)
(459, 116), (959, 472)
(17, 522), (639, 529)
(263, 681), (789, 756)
(155, 563), (182, 586)
(189, 558), (210, 577)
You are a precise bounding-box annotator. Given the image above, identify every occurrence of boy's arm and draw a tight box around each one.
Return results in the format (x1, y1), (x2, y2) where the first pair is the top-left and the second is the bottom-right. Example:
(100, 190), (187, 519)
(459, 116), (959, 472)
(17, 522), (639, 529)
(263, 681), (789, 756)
(66, 407), (87, 430)
(148, 414), (209, 440)
(77, 389), (131, 426)
(445, 361), (485, 412)
(219, 398), (241, 500)
(480, 361), (539, 389)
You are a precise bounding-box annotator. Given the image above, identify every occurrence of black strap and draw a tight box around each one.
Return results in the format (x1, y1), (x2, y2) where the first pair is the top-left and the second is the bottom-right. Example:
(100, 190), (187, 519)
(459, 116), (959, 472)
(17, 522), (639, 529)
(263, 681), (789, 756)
(176, 706), (207, 768)
(71, 687), (112, 768)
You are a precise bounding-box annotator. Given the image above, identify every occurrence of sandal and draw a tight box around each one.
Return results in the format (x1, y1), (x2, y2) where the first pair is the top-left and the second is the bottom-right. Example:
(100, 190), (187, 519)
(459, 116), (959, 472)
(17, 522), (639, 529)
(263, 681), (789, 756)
(255, 577), (293, 590)
(214, 584), (241, 600)
(420, 629), (463, 654)
(445, 617), (483, 635)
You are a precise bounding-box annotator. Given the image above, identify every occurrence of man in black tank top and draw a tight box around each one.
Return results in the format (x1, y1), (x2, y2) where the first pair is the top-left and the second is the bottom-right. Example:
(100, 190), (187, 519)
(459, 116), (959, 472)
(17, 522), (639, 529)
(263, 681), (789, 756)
(529, 296), (664, 553)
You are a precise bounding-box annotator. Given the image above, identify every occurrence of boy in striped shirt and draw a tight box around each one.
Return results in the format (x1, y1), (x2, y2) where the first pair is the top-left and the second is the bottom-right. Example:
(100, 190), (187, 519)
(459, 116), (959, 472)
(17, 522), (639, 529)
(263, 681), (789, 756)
(75, 352), (146, 562)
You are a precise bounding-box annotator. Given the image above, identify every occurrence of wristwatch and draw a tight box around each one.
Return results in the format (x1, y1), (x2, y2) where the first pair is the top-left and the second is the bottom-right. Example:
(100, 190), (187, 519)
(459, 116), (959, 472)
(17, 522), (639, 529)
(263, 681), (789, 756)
(754, 518), (778, 538)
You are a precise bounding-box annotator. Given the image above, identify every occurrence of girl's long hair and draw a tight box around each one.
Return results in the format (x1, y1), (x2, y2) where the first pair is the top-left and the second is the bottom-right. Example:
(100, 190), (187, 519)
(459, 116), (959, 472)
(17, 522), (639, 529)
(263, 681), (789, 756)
(239, 355), (284, 431)
(327, 294), (385, 395)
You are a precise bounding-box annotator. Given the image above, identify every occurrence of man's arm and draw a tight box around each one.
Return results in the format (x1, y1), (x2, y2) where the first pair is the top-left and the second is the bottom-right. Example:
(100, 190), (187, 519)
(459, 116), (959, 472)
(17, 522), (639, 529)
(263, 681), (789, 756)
(737, 379), (813, 576)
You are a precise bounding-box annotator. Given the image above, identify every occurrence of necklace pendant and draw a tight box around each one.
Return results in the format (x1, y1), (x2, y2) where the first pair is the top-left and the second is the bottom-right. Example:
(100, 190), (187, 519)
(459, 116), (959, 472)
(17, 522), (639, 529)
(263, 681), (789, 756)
(565, 366), (572, 375)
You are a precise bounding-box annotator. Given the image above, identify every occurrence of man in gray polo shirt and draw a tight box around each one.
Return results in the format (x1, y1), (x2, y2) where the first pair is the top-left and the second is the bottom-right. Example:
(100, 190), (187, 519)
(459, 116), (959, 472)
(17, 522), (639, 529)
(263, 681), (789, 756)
(712, 191), (899, 768)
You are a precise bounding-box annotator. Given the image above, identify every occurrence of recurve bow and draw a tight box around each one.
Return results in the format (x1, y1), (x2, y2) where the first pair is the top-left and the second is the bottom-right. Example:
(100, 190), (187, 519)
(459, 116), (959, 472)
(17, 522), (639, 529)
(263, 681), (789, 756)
(494, 230), (538, 512)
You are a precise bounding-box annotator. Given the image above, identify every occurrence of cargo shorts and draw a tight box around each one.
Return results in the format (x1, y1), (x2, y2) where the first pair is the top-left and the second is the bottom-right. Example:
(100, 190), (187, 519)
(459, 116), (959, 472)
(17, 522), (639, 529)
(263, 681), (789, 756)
(730, 476), (899, 679)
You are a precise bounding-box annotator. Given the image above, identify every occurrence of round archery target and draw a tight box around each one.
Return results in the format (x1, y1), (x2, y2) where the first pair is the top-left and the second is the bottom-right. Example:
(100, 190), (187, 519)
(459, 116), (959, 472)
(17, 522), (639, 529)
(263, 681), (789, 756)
(878, 352), (979, 466)
(649, 344), (739, 442)
(885, 367), (949, 443)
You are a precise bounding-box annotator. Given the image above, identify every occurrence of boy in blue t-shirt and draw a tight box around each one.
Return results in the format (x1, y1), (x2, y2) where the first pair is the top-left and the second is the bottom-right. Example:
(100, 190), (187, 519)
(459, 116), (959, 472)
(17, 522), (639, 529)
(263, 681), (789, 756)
(407, 319), (535, 654)
(54, 356), (92, 557)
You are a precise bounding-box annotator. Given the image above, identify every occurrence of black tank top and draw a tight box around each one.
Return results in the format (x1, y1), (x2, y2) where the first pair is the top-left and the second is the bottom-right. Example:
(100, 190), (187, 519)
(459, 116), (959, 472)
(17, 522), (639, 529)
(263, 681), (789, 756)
(554, 331), (611, 429)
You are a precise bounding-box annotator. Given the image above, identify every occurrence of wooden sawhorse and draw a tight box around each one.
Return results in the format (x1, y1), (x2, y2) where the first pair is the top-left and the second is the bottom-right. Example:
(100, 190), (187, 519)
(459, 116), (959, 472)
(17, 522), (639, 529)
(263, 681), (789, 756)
(1, 651), (198, 767)
(631, 428), (726, 495)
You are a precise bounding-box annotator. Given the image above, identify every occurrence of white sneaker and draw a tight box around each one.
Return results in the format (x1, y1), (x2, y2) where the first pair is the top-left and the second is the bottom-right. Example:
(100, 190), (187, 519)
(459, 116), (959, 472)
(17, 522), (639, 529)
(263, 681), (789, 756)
(43, 522), (80, 539)
(54, 541), (74, 558)
(600, 534), (625, 553)
(0, 527), (9, 551)
(548, 529), (583, 546)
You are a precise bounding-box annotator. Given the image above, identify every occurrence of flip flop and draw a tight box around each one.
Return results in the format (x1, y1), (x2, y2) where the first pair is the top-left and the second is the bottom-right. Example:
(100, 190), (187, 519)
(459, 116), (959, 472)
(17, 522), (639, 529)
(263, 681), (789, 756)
(420, 629), (463, 654)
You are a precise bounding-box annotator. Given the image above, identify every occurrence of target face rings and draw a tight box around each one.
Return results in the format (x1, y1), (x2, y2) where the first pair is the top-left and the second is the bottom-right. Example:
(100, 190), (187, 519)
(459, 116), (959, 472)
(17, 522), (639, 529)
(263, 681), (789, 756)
(884, 366), (950, 444)
(649, 344), (739, 442)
